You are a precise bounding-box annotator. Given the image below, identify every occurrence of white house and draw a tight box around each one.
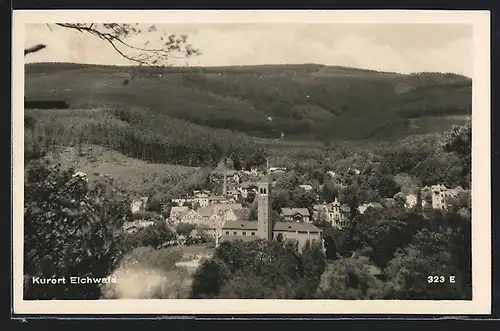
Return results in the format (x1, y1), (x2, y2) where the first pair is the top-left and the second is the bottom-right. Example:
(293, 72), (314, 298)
(358, 202), (383, 214)
(130, 196), (148, 214)
(299, 184), (313, 192)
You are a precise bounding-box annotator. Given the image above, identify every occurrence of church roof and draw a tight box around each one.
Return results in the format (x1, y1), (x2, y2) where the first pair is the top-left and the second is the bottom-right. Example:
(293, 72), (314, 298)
(274, 221), (321, 233)
(221, 220), (321, 233)
(223, 220), (258, 230)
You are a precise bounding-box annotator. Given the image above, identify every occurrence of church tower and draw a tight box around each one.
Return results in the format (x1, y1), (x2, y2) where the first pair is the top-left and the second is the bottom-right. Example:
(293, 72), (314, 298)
(257, 177), (273, 241)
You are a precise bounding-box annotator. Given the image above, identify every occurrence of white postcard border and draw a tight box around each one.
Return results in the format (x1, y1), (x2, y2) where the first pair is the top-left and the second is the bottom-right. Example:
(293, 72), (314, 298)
(12, 10), (491, 315)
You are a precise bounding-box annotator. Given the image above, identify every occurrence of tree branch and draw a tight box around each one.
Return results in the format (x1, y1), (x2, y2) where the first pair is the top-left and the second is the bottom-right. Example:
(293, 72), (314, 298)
(24, 44), (47, 56)
(52, 23), (201, 68)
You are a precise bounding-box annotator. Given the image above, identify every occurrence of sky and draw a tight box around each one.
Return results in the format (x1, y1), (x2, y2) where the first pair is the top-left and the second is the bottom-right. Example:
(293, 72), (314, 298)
(24, 23), (473, 77)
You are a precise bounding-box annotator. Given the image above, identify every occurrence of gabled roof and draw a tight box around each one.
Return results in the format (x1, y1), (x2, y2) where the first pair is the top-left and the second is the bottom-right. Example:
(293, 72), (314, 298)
(220, 220), (322, 233)
(198, 203), (243, 217)
(341, 205), (351, 212)
(313, 204), (328, 212)
(209, 196), (226, 201)
(181, 209), (201, 219)
(213, 203), (243, 214)
(171, 206), (189, 213)
(368, 202), (383, 208)
(223, 220), (258, 230)
(197, 206), (214, 217)
(280, 207), (310, 217)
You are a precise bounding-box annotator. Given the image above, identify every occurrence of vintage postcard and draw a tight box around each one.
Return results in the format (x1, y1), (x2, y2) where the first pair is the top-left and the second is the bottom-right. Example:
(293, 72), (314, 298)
(12, 10), (491, 315)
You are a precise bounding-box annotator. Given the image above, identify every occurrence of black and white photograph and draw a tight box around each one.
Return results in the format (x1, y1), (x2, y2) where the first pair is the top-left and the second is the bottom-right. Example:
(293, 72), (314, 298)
(13, 10), (491, 315)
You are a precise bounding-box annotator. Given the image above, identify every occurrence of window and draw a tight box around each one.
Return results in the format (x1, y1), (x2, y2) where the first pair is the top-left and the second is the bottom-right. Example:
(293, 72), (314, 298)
(251, 232), (255, 236)
(242, 232), (246, 235)
(233, 231), (237, 235)
(225, 231), (229, 235)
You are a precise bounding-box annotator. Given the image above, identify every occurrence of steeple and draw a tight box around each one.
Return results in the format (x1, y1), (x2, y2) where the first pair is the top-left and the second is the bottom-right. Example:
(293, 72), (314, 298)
(257, 176), (273, 241)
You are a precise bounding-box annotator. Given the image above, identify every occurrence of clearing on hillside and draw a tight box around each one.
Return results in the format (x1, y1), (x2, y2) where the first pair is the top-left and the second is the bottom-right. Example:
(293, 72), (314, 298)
(44, 144), (199, 196)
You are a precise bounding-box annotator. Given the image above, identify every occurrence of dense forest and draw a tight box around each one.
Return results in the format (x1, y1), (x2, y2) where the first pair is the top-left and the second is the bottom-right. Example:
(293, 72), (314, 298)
(25, 63), (471, 142)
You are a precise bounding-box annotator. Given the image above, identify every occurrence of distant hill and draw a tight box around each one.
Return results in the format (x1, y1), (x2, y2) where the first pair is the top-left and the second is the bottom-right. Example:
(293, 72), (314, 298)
(25, 63), (471, 142)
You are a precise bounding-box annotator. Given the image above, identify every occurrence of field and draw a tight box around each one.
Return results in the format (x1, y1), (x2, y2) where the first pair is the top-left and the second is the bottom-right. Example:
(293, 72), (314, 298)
(44, 145), (199, 197)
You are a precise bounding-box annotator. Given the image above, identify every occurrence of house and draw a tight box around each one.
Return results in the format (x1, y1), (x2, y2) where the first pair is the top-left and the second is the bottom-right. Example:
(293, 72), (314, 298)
(193, 191), (210, 208)
(72, 171), (88, 182)
(328, 197), (351, 228)
(348, 167), (361, 175)
(312, 204), (328, 220)
(198, 206), (216, 220)
(122, 220), (155, 234)
(204, 203), (244, 237)
(172, 198), (188, 206)
(405, 193), (418, 209)
(326, 171), (336, 179)
(430, 184), (449, 210)
(211, 162), (241, 184)
(238, 181), (257, 199)
(249, 167), (260, 177)
(386, 198), (395, 208)
(208, 195), (236, 205)
(169, 206), (190, 222)
(280, 207), (311, 223)
(180, 203), (246, 238)
(227, 188), (241, 200)
(313, 197), (350, 228)
(358, 202), (384, 214)
(179, 209), (203, 225)
(123, 223), (142, 234)
(130, 196), (148, 214)
(231, 172), (241, 184)
(427, 185), (467, 210)
(299, 184), (314, 192)
(198, 203), (244, 221)
(269, 167), (286, 174)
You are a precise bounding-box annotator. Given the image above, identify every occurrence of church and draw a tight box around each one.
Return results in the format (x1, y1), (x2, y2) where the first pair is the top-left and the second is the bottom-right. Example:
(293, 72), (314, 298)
(219, 176), (324, 252)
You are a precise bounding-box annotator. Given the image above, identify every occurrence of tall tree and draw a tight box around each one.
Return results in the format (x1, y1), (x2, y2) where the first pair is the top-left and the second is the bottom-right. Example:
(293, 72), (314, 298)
(24, 161), (131, 299)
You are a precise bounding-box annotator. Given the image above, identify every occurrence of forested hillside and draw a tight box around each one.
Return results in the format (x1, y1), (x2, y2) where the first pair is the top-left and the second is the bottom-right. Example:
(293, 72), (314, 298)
(25, 63), (471, 142)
